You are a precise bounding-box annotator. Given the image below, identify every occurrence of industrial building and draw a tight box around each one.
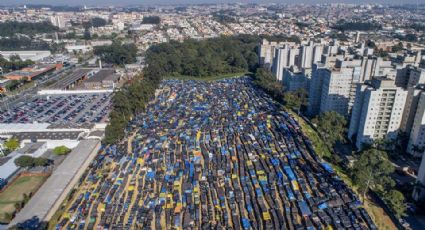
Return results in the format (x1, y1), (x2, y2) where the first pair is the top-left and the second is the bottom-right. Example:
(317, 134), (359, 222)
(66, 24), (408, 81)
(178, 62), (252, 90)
(83, 69), (120, 89)
(0, 51), (52, 62)
(3, 64), (62, 81)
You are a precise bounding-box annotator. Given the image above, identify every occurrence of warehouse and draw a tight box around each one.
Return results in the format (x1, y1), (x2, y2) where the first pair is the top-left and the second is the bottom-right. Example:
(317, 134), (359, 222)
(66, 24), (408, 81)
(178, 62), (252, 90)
(3, 64), (62, 81)
(83, 69), (120, 89)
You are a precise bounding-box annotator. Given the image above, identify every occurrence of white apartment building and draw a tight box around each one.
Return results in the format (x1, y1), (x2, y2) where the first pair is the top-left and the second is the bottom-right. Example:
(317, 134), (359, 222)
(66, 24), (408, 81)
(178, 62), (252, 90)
(348, 78), (408, 149)
(259, 39), (295, 68)
(50, 15), (65, 29)
(298, 41), (314, 69)
(407, 91), (425, 157)
(401, 87), (424, 135)
(272, 46), (290, 81)
(319, 67), (354, 116)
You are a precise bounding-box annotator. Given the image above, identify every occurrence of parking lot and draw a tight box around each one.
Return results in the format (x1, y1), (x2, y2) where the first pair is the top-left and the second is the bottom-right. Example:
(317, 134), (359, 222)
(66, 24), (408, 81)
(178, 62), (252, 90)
(0, 93), (112, 124)
(55, 77), (376, 229)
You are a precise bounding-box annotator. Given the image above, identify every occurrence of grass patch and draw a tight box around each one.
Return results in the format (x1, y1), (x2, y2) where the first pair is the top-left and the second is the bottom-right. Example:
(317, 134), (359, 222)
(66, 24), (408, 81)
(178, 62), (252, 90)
(287, 111), (332, 159)
(364, 198), (398, 230)
(164, 72), (249, 81)
(0, 175), (48, 223)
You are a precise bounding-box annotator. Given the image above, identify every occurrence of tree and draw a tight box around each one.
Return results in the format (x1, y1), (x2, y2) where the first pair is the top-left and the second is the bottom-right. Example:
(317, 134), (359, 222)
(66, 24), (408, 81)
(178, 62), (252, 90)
(4, 212), (13, 221)
(383, 190), (406, 218)
(312, 111), (347, 147)
(53, 146), (71, 155)
(366, 40), (376, 48)
(14, 155), (50, 168)
(284, 88), (308, 114)
(0, 36), (50, 51)
(253, 68), (284, 103)
(332, 20), (382, 31)
(3, 138), (20, 152)
(83, 28), (91, 40)
(0, 21), (57, 36)
(14, 155), (35, 167)
(142, 16), (161, 24)
(33, 157), (49, 167)
(392, 42), (403, 53)
(94, 41), (137, 66)
(23, 193), (30, 203)
(90, 17), (108, 28)
(352, 148), (395, 200)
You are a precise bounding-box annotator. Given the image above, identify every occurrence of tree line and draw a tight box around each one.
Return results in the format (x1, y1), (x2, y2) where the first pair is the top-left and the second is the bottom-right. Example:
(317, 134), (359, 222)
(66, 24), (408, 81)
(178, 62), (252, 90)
(0, 21), (57, 37)
(0, 36), (50, 51)
(83, 17), (109, 28)
(142, 16), (161, 24)
(332, 20), (382, 31)
(94, 41), (138, 66)
(145, 35), (260, 77)
(103, 47), (163, 144)
(0, 55), (34, 73)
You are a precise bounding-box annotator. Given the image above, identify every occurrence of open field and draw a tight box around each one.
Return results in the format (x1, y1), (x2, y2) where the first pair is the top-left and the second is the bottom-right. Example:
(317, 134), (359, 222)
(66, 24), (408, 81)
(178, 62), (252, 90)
(0, 175), (48, 223)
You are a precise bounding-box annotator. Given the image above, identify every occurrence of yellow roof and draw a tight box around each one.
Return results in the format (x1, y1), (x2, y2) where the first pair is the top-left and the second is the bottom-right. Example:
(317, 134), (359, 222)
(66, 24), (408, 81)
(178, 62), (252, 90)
(262, 212), (271, 220)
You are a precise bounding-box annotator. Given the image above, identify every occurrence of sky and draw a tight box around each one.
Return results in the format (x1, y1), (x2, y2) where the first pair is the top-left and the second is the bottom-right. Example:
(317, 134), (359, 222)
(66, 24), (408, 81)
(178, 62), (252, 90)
(2, 0), (422, 6)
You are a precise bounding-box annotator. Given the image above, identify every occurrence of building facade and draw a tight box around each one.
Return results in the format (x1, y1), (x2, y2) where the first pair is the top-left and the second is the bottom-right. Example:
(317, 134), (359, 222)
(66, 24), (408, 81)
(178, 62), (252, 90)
(348, 78), (407, 149)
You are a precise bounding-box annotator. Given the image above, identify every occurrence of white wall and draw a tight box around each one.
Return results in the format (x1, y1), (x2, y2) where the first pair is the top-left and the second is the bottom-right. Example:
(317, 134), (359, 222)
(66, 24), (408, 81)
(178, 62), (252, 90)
(21, 139), (80, 149)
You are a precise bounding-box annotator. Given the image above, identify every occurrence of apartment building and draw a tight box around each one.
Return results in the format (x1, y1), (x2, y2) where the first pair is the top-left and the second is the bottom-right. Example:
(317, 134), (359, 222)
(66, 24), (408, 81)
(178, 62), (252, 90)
(407, 91), (425, 157)
(319, 67), (354, 116)
(348, 78), (407, 149)
(413, 156), (425, 200)
(307, 63), (327, 116)
(401, 86), (424, 135)
(283, 68), (309, 92)
(259, 39), (295, 68)
(272, 45), (290, 81)
(408, 67), (425, 88)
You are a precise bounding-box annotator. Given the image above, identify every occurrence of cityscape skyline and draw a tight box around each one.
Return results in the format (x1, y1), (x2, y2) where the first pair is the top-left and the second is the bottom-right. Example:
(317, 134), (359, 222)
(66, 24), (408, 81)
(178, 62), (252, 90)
(3, 0), (424, 7)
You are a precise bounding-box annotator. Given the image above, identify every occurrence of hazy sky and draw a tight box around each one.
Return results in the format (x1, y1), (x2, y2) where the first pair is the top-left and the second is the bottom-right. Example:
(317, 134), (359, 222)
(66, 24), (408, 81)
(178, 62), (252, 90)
(3, 0), (422, 6)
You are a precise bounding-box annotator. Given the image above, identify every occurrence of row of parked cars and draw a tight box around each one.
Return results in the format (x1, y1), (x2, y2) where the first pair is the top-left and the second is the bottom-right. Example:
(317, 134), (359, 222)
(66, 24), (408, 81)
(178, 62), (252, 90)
(55, 77), (376, 230)
(0, 93), (112, 124)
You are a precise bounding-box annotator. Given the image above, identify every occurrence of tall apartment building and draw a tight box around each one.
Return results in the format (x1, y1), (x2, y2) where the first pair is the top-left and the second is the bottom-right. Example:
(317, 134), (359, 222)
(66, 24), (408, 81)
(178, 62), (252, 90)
(308, 63), (327, 116)
(272, 46), (290, 81)
(401, 86), (424, 134)
(323, 40), (339, 56)
(348, 78), (408, 149)
(283, 68), (309, 92)
(259, 39), (295, 69)
(407, 91), (425, 156)
(50, 15), (65, 29)
(319, 67), (354, 116)
(298, 41), (314, 69)
(408, 67), (425, 88)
